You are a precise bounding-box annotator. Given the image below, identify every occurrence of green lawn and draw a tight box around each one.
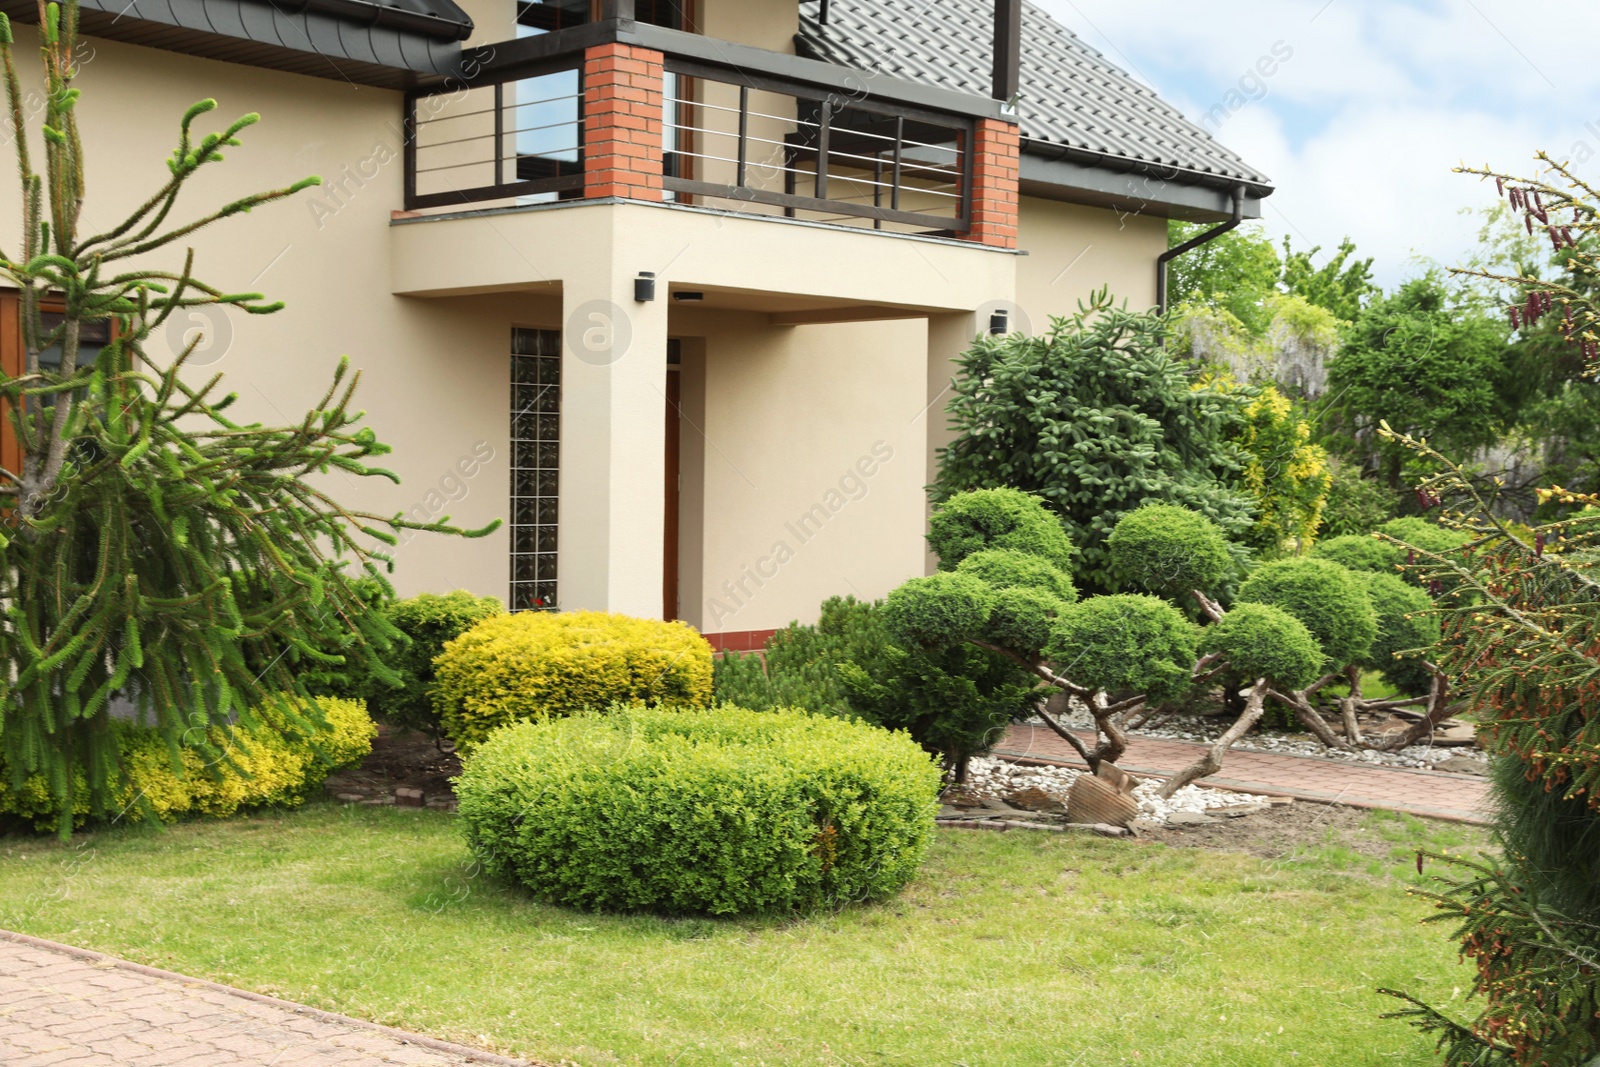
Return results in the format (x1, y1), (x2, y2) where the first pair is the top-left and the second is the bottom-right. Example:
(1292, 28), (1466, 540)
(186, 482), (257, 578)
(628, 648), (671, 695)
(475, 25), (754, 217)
(0, 803), (1483, 1067)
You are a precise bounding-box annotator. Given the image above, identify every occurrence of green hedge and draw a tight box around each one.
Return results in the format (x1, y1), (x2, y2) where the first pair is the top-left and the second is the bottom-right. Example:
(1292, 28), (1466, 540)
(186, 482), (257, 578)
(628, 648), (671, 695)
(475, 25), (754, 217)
(369, 590), (504, 736)
(455, 706), (942, 915)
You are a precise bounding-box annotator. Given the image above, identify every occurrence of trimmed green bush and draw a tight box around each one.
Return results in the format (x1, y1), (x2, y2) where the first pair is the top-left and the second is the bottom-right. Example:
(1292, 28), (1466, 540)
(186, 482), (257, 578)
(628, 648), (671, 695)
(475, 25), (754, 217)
(955, 548), (1078, 603)
(0, 697), (375, 833)
(1105, 503), (1233, 600)
(1358, 571), (1440, 695)
(712, 596), (889, 716)
(927, 488), (1077, 573)
(1237, 557), (1377, 671)
(455, 706), (942, 915)
(985, 586), (1070, 658)
(1205, 603), (1323, 691)
(367, 591), (504, 737)
(1310, 533), (1399, 574)
(1377, 516), (1471, 557)
(882, 572), (993, 648)
(432, 612), (714, 749)
(1045, 595), (1198, 702)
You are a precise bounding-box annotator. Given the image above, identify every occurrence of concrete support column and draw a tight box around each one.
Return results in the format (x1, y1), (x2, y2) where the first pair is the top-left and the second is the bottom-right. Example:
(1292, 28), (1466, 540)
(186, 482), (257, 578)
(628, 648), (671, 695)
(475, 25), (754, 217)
(923, 311), (982, 574)
(559, 253), (670, 617)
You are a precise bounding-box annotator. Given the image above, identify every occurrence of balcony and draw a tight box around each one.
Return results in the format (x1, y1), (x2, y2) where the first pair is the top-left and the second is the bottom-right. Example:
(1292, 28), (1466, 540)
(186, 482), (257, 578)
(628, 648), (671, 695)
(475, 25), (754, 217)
(401, 18), (1019, 246)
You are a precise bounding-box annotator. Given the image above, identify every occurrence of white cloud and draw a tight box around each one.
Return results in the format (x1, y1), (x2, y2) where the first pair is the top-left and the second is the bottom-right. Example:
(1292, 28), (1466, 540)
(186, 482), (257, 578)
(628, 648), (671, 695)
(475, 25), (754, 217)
(1031, 0), (1600, 287)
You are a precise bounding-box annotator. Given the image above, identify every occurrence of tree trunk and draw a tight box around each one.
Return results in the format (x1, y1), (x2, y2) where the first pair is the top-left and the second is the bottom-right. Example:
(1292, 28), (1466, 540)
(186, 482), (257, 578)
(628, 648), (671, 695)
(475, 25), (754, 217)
(1272, 685), (1353, 750)
(1340, 664), (1365, 745)
(1035, 698), (1098, 771)
(1158, 679), (1269, 799)
(1089, 691), (1129, 766)
(1365, 663), (1456, 752)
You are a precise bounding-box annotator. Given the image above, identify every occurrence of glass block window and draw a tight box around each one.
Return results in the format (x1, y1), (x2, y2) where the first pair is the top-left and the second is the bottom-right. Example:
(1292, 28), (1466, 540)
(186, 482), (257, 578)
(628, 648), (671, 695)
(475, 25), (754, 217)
(511, 327), (562, 612)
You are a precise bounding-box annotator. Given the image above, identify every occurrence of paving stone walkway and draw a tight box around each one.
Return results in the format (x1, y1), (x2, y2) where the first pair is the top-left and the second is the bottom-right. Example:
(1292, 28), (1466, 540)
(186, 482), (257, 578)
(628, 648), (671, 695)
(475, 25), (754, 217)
(994, 723), (1492, 824)
(0, 929), (544, 1067)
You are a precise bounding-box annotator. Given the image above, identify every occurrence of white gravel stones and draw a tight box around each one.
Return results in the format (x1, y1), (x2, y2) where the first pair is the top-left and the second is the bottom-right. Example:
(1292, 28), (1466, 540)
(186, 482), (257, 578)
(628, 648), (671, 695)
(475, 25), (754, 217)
(1032, 708), (1489, 773)
(959, 756), (1257, 827)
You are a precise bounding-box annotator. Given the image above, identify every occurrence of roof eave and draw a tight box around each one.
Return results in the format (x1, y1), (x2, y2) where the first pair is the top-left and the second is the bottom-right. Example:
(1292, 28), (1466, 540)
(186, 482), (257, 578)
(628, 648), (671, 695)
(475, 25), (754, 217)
(1019, 140), (1271, 223)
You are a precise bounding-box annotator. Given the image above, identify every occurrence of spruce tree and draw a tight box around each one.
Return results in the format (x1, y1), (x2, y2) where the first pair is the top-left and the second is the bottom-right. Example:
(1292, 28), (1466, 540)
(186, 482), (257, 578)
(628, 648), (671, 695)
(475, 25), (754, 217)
(0, 0), (493, 833)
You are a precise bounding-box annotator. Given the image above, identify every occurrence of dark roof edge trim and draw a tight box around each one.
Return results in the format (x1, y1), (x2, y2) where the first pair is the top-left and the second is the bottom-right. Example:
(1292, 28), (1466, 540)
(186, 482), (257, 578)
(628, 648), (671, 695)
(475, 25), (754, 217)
(1022, 138), (1273, 201)
(1019, 150), (1265, 224)
(279, 0), (471, 41)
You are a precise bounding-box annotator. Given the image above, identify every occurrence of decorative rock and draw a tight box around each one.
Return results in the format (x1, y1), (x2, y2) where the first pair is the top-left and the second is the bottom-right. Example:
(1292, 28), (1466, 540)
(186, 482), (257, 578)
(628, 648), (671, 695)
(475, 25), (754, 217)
(1434, 755), (1489, 776)
(1165, 812), (1218, 827)
(1005, 786), (1067, 813)
(335, 793), (366, 804)
(1207, 803), (1270, 819)
(1266, 796), (1296, 807)
(395, 787), (426, 808)
(359, 795), (396, 806)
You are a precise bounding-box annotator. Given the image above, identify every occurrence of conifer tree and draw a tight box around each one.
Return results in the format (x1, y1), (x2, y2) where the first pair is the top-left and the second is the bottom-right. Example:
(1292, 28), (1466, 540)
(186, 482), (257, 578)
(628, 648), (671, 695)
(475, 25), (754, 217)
(0, 0), (493, 833)
(1380, 154), (1600, 1066)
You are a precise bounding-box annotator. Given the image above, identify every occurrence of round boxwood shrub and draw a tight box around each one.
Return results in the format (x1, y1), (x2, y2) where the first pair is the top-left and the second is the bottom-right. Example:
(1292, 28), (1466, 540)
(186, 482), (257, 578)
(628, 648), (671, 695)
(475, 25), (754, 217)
(432, 612), (714, 748)
(455, 706), (942, 915)
(955, 547), (1078, 603)
(1358, 571), (1441, 695)
(1310, 533), (1399, 574)
(1105, 503), (1233, 600)
(369, 590), (504, 737)
(0, 697), (375, 833)
(882, 571), (993, 648)
(1237, 557), (1377, 670)
(927, 488), (1077, 573)
(1045, 594), (1198, 702)
(1205, 603), (1323, 691)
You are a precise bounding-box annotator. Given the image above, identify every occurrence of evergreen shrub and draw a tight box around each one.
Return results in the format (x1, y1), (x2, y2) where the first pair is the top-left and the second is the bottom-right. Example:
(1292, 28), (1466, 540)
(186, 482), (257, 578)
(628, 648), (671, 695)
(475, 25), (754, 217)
(1358, 571), (1440, 695)
(0, 697), (374, 832)
(711, 596), (886, 715)
(432, 612), (713, 748)
(1237, 557), (1377, 670)
(368, 591), (504, 736)
(1203, 603), (1322, 691)
(926, 488), (1077, 573)
(455, 706), (941, 915)
(1044, 595), (1198, 702)
(1105, 503), (1234, 600)
(1310, 533), (1399, 574)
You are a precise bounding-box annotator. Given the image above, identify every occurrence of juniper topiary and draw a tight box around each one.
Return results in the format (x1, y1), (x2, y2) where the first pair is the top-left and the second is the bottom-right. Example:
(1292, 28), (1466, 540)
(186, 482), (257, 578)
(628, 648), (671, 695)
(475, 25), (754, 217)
(1237, 557), (1377, 671)
(1105, 503), (1234, 603)
(0, 0), (494, 834)
(926, 487), (1077, 573)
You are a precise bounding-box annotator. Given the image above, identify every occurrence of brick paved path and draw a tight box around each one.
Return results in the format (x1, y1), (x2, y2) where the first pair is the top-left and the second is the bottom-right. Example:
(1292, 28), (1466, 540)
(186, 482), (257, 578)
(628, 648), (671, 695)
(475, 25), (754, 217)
(995, 723), (1492, 824)
(0, 929), (544, 1067)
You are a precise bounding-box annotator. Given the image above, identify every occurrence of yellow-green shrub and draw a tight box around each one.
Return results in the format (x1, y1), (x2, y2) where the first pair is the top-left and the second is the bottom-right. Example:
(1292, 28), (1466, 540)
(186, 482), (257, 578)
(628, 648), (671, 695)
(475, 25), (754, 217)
(0, 697), (375, 832)
(432, 611), (714, 748)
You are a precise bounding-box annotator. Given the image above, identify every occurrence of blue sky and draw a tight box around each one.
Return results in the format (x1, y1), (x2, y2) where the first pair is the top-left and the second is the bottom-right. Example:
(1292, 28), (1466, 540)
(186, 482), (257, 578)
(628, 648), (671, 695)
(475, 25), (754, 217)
(1031, 0), (1600, 289)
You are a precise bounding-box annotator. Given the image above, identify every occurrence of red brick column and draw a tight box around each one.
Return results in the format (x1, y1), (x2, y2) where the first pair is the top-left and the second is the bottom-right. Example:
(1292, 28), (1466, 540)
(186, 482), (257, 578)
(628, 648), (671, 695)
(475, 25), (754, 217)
(964, 118), (1020, 249)
(582, 43), (664, 201)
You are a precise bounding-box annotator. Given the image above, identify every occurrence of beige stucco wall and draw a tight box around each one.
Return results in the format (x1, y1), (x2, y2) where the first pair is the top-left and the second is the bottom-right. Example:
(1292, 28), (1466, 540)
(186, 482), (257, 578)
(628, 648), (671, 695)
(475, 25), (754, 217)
(667, 311), (929, 633)
(0, 30), (516, 602)
(1014, 195), (1168, 329)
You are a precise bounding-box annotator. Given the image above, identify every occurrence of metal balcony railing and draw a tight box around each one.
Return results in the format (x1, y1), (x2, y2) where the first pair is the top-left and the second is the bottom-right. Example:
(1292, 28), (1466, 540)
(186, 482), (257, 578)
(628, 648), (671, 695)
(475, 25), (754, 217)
(402, 20), (1002, 234)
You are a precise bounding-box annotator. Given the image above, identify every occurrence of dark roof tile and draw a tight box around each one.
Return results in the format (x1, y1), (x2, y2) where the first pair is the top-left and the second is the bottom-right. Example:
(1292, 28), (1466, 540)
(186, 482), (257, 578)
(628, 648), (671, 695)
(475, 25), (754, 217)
(796, 0), (1270, 187)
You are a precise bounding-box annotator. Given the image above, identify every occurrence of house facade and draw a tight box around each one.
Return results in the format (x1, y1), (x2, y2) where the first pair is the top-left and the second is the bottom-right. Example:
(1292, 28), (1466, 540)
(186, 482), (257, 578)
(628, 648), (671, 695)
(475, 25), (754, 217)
(0, 0), (1271, 649)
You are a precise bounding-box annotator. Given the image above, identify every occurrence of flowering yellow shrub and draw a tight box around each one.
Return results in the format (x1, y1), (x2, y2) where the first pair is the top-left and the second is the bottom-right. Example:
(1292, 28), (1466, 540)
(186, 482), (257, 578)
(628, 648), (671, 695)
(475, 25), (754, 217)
(1234, 385), (1331, 555)
(432, 611), (715, 748)
(0, 697), (375, 832)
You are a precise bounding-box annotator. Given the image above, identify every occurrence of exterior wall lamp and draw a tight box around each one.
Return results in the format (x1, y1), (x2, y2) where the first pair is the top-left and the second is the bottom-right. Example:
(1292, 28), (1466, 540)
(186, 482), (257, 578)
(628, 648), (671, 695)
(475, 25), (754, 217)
(635, 271), (656, 302)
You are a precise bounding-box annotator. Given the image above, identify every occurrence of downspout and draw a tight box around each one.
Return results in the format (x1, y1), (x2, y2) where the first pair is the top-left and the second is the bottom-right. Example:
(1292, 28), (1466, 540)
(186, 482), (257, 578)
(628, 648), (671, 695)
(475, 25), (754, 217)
(1156, 184), (1246, 314)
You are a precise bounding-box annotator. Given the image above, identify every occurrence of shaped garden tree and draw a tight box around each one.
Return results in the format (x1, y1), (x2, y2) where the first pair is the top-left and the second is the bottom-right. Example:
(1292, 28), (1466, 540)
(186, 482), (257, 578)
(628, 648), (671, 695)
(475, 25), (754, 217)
(0, 0), (490, 833)
(882, 489), (1457, 798)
